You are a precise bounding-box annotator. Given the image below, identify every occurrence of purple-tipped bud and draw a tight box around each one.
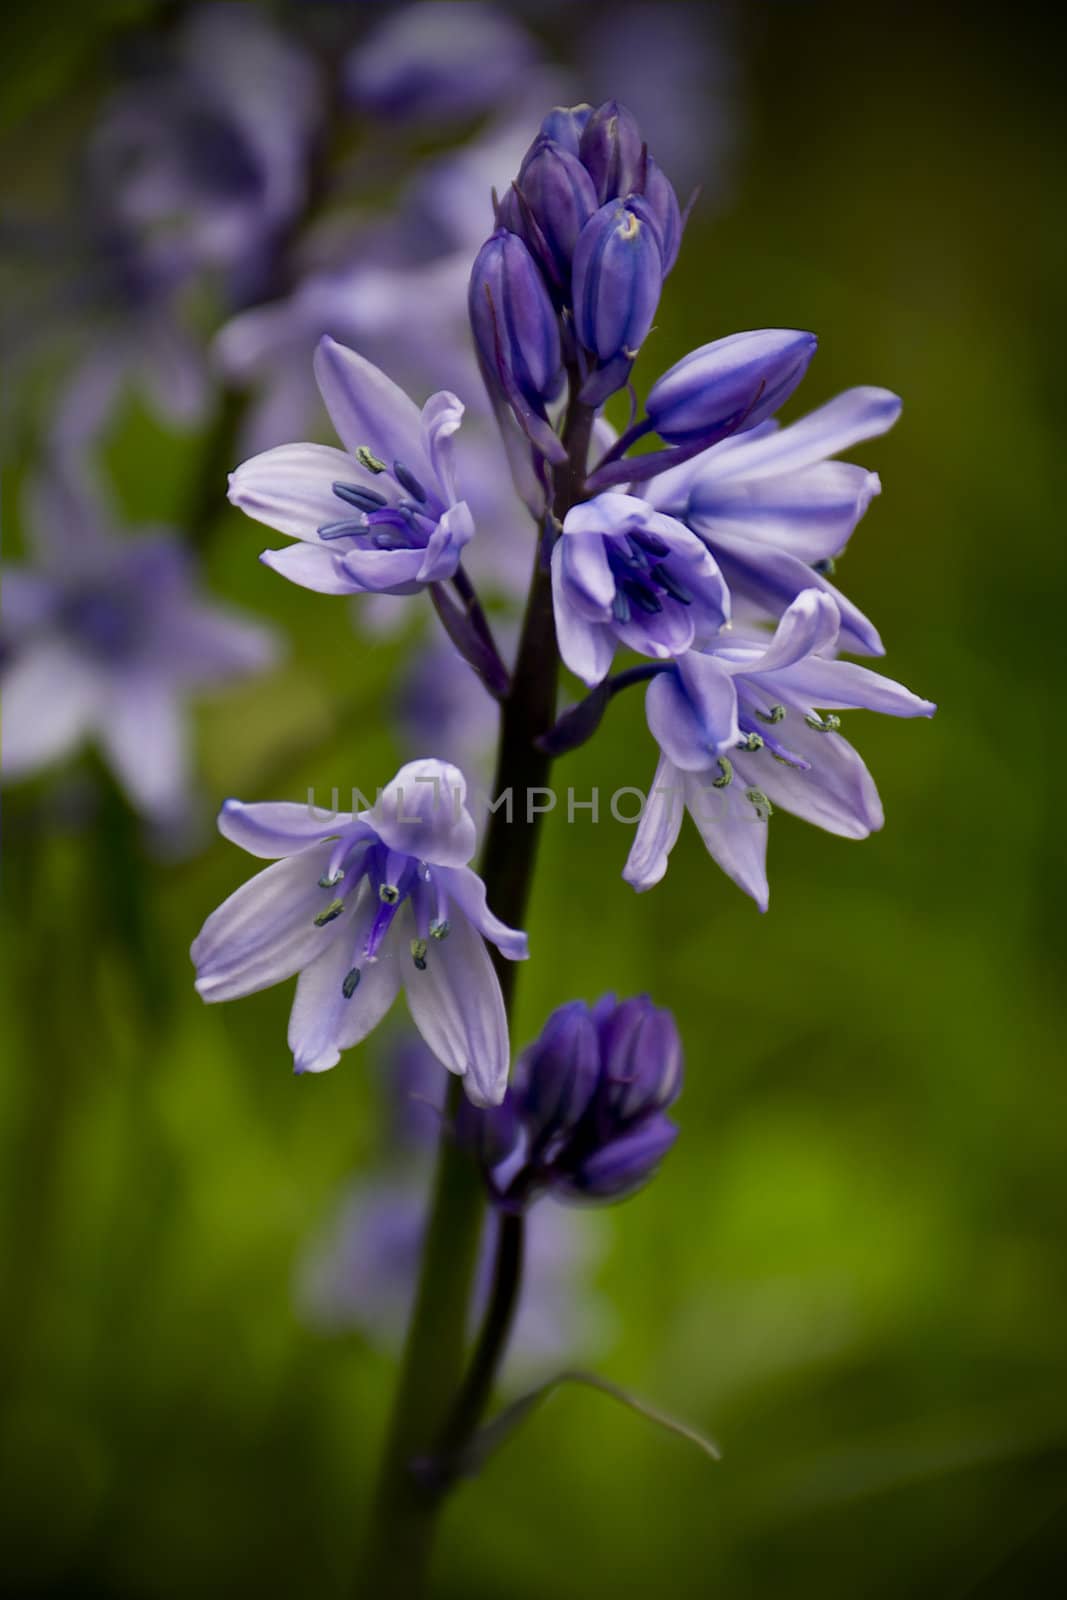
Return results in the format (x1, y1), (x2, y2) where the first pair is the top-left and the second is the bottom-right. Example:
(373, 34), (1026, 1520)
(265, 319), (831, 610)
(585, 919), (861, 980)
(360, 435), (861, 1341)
(642, 156), (683, 275)
(646, 329), (819, 447)
(469, 229), (565, 408)
(562, 1117), (679, 1201)
(597, 996), (684, 1122)
(578, 99), (645, 204)
(572, 197), (663, 363)
(519, 1000), (601, 1144)
(516, 137), (599, 283)
(539, 103), (594, 157)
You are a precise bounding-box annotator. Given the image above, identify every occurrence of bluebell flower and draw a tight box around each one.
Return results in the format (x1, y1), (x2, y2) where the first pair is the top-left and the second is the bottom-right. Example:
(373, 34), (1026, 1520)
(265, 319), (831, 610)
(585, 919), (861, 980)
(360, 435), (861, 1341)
(623, 590), (936, 908)
(0, 468), (278, 819)
(644, 386), (903, 655)
(469, 994), (683, 1207)
(191, 759), (528, 1102)
(551, 492), (730, 686)
(228, 336), (476, 598)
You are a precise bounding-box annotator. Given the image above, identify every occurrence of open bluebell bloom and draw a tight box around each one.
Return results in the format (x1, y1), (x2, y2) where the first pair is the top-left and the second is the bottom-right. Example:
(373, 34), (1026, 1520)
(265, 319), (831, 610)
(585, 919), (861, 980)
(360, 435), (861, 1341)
(464, 994), (683, 1207)
(624, 590), (936, 908)
(228, 336), (475, 598)
(191, 759), (527, 1102)
(1, 468), (278, 819)
(551, 492), (730, 686)
(644, 386), (903, 655)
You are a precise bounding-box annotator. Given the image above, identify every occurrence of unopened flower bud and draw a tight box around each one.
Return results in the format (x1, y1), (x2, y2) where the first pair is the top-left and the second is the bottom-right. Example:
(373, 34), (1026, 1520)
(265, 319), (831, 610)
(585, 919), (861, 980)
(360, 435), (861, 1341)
(572, 197), (663, 363)
(578, 99), (645, 203)
(519, 1000), (601, 1144)
(516, 137), (599, 283)
(563, 1116), (679, 1200)
(646, 329), (818, 447)
(538, 103), (593, 157)
(597, 995), (683, 1121)
(468, 229), (565, 408)
(641, 155), (683, 274)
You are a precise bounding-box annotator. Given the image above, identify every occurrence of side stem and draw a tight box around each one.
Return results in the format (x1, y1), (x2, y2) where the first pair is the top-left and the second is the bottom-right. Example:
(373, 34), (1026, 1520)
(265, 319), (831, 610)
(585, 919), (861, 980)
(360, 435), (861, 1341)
(359, 385), (594, 1596)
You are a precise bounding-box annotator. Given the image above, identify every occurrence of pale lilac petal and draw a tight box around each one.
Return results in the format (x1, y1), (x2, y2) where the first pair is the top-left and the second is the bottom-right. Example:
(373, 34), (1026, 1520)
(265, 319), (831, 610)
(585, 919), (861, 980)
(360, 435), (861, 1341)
(98, 676), (188, 817)
(313, 336), (436, 495)
(622, 754), (685, 891)
(228, 442), (364, 543)
(421, 390), (464, 503)
(0, 568), (59, 635)
(688, 461), (882, 562)
(157, 603), (280, 685)
(339, 545), (424, 594)
(683, 770), (770, 911)
(665, 655), (740, 763)
(192, 843), (349, 1001)
(288, 888), (401, 1074)
(551, 547), (615, 686)
(259, 543), (357, 594)
(559, 530), (615, 614)
(768, 657), (937, 718)
(139, 318), (212, 428)
(403, 906), (510, 1107)
(218, 799), (351, 859)
(366, 758), (477, 866)
(740, 589), (841, 676)
(616, 602), (694, 661)
(707, 526), (884, 656)
(416, 499), (473, 584)
(746, 727), (883, 838)
(1, 638), (102, 777)
(435, 864), (528, 960)
(699, 387), (902, 483)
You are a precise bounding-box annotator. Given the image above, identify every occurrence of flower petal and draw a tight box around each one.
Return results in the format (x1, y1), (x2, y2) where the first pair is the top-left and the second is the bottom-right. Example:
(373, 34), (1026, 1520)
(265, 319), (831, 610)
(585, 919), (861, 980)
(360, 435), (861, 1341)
(746, 726), (883, 838)
(705, 526), (884, 656)
(259, 543), (358, 594)
(365, 758), (477, 866)
(622, 754), (685, 891)
(98, 676), (188, 818)
(0, 638), (101, 778)
(313, 336), (437, 498)
(698, 387), (902, 483)
(416, 500), (473, 584)
(228, 442), (362, 543)
(688, 460), (882, 562)
(683, 770), (770, 910)
(551, 546), (615, 686)
(403, 906), (510, 1107)
(192, 843), (351, 1002)
(739, 588), (841, 676)
(435, 864), (528, 960)
(559, 529), (615, 614)
(769, 657), (937, 718)
(421, 390), (464, 503)
(663, 655), (740, 763)
(218, 799), (353, 859)
(288, 887), (401, 1073)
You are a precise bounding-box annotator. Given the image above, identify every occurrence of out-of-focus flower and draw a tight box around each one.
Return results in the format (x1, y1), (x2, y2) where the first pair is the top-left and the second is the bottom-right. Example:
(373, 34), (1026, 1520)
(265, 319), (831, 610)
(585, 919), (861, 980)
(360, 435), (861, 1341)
(551, 492), (729, 686)
(0, 468), (277, 820)
(295, 1172), (609, 1369)
(624, 590), (936, 907)
(393, 637), (502, 777)
(645, 386), (903, 656)
(191, 759), (527, 1101)
(465, 994), (682, 1206)
(92, 3), (319, 299)
(228, 336), (476, 598)
(345, 1), (539, 125)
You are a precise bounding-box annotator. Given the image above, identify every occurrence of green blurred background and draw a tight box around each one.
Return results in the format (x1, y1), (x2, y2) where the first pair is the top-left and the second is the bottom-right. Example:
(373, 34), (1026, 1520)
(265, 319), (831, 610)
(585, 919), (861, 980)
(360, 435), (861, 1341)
(2, 2), (1065, 1595)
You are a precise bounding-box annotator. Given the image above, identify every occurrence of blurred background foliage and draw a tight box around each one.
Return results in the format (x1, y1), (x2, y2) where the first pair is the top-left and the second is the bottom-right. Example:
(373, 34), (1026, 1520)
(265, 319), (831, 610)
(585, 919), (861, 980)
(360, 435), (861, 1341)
(2, 2), (1065, 1596)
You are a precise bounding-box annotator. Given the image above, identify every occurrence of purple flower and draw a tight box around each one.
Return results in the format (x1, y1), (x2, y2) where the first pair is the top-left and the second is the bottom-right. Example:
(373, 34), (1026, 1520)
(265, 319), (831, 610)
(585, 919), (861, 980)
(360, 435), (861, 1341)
(345, 2), (539, 125)
(227, 336), (476, 598)
(646, 386), (903, 655)
(191, 759), (528, 1103)
(0, 468), (277, 819)
(623, 590), (936, 908)
(295, 1172), (608, 1369)
(550, 492), (730, 686)
(470, 994), (682, 1207)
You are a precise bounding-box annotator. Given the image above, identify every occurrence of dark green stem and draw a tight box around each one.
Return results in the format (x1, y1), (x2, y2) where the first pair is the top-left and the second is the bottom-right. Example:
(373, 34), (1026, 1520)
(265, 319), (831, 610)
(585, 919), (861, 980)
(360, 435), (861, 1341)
(359, 384), (594, 1595)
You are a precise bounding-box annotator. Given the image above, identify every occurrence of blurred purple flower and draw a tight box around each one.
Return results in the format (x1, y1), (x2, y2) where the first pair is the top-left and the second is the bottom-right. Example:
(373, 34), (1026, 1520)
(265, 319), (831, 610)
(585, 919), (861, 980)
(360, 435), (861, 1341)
(624, 589), (936, 908)
(295, 1172), (609, 1369)
(0, 468), (277, 820)
(345, 1), (539, 124)
(191, 759), (527, 1100)
(228, 336), (476, 598)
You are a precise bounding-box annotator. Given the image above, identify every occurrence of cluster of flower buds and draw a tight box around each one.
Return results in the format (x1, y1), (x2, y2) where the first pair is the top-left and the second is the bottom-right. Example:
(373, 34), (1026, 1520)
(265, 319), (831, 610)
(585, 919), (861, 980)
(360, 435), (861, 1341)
(459, 994), (683, 1206)
(469, 100), (683, 432)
